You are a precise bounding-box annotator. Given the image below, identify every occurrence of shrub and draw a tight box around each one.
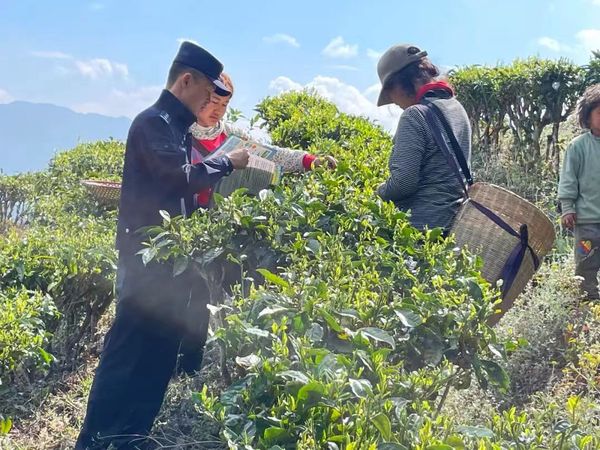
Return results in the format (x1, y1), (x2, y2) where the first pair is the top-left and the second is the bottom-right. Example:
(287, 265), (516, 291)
(0, 287), (57, 386)
(450, 58), (585, 168)
(34, 139), (125, 222)
(0, 217), (116, 362)
(139, 92), (514, 448)
(0, 172), (40, 229)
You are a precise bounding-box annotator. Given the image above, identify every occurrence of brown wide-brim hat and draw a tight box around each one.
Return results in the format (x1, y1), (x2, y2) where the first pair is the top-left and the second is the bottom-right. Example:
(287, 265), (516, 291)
(376, 44), (428, 106)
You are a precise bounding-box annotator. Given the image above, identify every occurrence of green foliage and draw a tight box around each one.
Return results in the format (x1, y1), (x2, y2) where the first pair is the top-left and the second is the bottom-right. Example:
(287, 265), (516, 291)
(0, 218), (116, 358)
(1, 83), (598, 447)
(46, 138), (124, 182)
(584, 52), (600, 86)
(0, 140), (122, 372)
(35, 139), (125, 222)
(486, 398), (599, 449)
(450, 57), (587, 172)
(227, 107), (245, 123)
(140, 92), (516, 448)
(0, 287), (57, 385)
(0, 172), (40, 229)
(449, 65), (507, 152)
(0, 415), (12, 436)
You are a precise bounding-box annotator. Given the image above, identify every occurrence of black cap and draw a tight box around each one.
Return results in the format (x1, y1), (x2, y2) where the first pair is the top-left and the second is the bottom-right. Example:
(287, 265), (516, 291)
(173, 41), (230, 96)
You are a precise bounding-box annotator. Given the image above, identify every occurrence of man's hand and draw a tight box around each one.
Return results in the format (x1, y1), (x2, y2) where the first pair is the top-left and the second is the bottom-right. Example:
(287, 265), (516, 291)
(561, 213), (577, 230)
(313, 155), (337, 169)
(226, 148), (249, 169)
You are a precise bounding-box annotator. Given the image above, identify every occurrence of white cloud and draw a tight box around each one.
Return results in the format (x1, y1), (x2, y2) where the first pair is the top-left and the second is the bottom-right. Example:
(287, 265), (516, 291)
(575, 29), (600, 53)
(363, 83), (382, 99)
(537, 37), (561, 52)
(31, 50), (73, 59)
(263, 33), (300, 48)
(588, 0), (600, 5)
(75, 58), (129, 79)
(72, 85), (162, 118)
(367, 49), (383, 60)
(322, 36), (358, 59)
(536, 29), (600, 59)
(537, 36), (572, 52)
(53, 65), (72, 76)
(0, 88), (14, 104)
(32, 50), (129, 80)
(89, 2), (105, 11)
(268, 75), (400, 133)
(268, 76), (303, 94)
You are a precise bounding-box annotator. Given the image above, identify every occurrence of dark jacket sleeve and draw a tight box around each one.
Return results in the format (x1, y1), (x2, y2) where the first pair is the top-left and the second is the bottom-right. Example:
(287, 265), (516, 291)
(135, 115), (233, 193)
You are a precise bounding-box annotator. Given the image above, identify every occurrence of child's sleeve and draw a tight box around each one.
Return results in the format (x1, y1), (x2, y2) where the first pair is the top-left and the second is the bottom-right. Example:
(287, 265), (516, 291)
(557, 142), (581, 216)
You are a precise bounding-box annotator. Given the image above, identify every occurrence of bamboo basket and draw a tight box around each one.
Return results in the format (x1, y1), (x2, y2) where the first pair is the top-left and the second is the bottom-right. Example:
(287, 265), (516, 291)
(450, 183), (555, 324)
(81, 180), (122, 207)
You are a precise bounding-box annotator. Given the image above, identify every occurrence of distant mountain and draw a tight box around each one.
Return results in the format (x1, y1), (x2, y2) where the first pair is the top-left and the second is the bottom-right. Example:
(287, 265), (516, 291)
(0, 101), (131, 174)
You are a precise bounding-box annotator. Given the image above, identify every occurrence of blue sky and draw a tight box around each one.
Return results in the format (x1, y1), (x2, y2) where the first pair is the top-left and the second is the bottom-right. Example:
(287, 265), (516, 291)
(1, 0), (599, 131)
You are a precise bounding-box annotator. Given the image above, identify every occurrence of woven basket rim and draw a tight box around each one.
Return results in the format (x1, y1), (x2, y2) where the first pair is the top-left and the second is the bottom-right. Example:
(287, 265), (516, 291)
(472, 182), (539, 210)
(80, 179), (122, 189)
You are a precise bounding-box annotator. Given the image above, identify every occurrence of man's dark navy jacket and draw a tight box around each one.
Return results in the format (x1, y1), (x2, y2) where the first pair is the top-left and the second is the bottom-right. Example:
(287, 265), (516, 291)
(114, 89), (232, 339)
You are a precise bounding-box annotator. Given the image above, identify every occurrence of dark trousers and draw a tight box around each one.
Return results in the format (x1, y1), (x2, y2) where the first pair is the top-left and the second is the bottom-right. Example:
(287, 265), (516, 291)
(75, 306), (179, 449)
(574, 223), (600, 300)
(76, 262), (209, 449)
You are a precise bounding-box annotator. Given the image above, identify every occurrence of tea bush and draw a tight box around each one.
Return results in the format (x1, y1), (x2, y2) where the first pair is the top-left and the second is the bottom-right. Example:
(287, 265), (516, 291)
(34, 139), (124, 222)
(139, 92), (517, 448)
(1, 87), (599, 447)
(0, 141), (122, 370)
(0, 287), (57, 385)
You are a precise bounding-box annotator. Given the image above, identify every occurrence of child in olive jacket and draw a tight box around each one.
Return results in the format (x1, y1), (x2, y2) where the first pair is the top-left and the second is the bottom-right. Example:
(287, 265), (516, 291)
(558, 84), (600, 300)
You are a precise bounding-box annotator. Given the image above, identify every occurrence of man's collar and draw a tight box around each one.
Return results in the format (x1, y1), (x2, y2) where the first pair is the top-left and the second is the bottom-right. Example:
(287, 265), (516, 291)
(154, 90), (197, 131)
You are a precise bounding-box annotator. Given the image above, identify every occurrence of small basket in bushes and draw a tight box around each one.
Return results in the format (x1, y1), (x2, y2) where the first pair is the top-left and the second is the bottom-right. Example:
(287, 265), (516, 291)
(81, 179), (121, 207)
(451, 183), (555, 324)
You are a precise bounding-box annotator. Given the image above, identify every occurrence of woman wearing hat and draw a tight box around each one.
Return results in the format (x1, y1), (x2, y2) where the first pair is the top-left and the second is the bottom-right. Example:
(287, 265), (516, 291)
(189, 72), (337, 208)
(376, 44), (471, 233)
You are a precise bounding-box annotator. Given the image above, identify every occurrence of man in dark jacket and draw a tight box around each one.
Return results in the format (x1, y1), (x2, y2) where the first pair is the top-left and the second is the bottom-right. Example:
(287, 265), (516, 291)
(75, 42), (249, 450)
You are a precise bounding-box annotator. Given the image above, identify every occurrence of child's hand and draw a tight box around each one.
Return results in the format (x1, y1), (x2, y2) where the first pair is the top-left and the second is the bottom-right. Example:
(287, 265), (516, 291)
(313, 155), (337, 169)
(561, 213), (576, 230)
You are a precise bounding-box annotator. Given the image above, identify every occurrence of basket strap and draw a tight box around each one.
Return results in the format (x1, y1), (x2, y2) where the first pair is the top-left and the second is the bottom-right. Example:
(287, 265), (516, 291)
(427, 102), (474, 186)
(414, 104), (470, 199)
(469, 200), (540, 295)
(415, 103), (540, 297)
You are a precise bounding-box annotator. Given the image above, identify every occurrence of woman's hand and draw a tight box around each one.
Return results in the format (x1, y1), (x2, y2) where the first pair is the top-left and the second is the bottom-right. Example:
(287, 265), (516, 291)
(313, 155), (337, 169)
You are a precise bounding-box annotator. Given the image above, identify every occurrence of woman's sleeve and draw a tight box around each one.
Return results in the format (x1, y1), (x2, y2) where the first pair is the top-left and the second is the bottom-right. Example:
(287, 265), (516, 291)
(224, 122), (252, 140)
(378, 108), (426, 202)
(226, 122), (310, 173)
(262, 144), (311, 173)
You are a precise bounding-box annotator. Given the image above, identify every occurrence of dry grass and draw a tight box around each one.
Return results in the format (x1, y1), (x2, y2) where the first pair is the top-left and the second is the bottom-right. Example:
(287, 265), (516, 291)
(1, 329), (228, 450)
(444, 258), (600, 436)
(1, 358), (96, 449)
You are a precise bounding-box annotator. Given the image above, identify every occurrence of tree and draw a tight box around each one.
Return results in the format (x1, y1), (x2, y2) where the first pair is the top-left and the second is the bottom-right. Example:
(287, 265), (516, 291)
(450, 58), (585, 172)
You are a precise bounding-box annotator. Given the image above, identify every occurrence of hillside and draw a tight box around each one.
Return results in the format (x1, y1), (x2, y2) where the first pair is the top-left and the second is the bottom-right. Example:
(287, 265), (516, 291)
(0, 101), (130, 174)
